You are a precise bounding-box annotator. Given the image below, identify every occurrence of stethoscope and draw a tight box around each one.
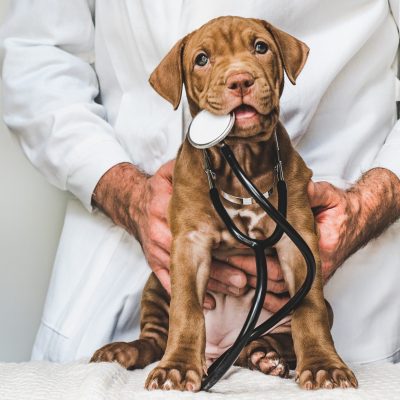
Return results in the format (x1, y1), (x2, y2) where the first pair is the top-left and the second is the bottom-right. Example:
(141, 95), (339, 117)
(186, 110), (316, 391)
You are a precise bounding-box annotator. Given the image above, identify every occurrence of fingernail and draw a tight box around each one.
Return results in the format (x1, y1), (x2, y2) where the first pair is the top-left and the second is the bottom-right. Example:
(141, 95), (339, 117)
(229, 275), (244, 288)
(228, 286), (241, 296)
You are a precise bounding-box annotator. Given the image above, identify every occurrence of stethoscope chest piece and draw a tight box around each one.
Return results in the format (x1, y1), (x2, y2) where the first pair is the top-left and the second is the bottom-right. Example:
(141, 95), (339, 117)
(187, 110), (235, 149)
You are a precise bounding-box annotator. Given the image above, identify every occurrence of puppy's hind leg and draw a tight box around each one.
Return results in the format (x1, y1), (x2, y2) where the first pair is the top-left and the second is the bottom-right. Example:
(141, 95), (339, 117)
(235, 333), (295, 378)
(90, 273), (169, 370)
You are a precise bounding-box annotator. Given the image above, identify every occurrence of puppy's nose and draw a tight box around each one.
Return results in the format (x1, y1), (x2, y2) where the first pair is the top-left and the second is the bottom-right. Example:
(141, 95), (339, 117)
(226, 73), (254, 96)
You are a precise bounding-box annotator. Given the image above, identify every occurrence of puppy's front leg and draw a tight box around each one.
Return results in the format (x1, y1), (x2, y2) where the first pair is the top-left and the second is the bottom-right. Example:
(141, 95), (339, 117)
(145, 229), (214, 392)
(276, 214), (357, 390)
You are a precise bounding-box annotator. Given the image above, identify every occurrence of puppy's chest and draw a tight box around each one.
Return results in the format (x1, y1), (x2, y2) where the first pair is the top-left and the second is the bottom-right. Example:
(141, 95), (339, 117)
(229, 204), (267, 235)
(216, 202), (276, 251)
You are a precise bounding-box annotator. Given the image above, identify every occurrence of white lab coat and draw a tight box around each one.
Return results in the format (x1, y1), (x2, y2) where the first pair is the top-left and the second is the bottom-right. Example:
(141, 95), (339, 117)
(1, 0), (400, 363)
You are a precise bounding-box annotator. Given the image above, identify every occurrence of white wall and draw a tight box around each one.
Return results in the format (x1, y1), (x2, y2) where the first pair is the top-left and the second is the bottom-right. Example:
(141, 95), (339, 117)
(0, 1), (67, 362)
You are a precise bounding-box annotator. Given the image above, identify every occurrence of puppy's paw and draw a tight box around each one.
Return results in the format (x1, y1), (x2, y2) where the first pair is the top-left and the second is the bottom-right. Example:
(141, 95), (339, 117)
(296, 359), (358, 390)
(145, 363), (204, 391)
(90, 339), (161, 370)
(235, 336), (290, 378)
(249, 350), (289, 378)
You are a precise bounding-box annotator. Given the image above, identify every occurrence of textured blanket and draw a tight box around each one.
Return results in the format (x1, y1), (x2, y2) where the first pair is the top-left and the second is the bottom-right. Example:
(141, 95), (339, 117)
(0, 359), (399, 400)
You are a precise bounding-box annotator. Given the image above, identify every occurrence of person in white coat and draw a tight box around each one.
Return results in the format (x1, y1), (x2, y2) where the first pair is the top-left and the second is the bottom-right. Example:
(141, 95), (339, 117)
(1, 0), (400, 365)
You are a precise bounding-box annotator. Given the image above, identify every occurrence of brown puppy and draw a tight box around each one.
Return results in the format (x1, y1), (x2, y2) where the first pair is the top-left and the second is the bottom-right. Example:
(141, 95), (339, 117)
(91, 16), (357, 391)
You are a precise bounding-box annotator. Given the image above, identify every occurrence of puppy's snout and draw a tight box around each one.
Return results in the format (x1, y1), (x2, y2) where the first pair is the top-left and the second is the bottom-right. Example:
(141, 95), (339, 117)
(226, 73), (254, 96)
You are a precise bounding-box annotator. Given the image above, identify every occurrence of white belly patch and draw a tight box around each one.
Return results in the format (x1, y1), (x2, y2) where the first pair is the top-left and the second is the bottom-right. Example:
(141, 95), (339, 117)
(204, 289), (292, 365)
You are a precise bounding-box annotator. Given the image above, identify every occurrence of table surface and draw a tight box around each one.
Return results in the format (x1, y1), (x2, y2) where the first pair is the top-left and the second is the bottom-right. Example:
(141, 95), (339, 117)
(1, 359), (400, 400)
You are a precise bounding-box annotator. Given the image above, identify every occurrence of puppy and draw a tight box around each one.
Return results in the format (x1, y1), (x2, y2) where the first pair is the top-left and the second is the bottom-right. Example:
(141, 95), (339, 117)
(91, 16), (357, 391)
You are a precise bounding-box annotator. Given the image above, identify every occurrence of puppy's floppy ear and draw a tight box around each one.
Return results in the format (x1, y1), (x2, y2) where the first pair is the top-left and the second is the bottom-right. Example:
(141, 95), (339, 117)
(149, 37), (187, 110)
(261, 21), (309, 85)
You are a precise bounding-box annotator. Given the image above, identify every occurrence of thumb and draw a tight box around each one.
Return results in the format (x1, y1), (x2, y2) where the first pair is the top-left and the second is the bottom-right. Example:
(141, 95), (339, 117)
(158, 159), (175, 182)
(155, 268), (171, 295)
(307, 180), (337, 209)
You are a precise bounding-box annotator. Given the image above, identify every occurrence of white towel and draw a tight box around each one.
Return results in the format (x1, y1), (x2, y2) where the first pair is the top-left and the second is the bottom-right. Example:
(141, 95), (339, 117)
(0, 360), (399, 400)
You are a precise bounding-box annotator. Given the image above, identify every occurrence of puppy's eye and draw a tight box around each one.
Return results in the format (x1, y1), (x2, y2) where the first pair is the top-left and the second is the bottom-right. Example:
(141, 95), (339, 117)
(255, 41), (268, 54)
(195, 52), (209, 67)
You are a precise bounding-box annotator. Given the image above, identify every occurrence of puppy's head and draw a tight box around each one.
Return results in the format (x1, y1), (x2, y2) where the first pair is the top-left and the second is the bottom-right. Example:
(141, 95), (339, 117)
(150, 16), (309, 142)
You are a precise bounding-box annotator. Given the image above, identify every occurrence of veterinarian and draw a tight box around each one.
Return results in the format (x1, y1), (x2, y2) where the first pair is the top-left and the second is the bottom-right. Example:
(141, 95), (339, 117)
(1, 0), (400, 364)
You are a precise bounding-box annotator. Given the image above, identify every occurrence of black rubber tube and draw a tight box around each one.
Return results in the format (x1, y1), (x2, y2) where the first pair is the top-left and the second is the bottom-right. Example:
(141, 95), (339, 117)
(200, 143), (316, 391)
(202, 245), (267, 390)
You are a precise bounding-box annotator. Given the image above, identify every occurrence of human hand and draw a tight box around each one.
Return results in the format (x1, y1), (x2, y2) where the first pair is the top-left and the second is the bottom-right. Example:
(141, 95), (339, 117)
(209, 180), (361, 311)
(217, 180), (361, 312)
(214, 181), (358, 311)
(307, 169), (400, 283)
(222, 171), (399, 302)
(205, 170), (400, 310)
(204, 180), (360, 312)
(91, 161), (173, 290)
(220, 254), (290, 313)
(134, 162), (267, 308)
(132, 159), (292, 311)
(92, 161), (252, 307)
(307, 180), (359, 282)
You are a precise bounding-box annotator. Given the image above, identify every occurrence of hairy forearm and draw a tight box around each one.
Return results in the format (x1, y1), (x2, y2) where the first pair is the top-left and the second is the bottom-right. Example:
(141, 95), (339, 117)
(91, 162), (148, 238)
(345, 167), (400, 259)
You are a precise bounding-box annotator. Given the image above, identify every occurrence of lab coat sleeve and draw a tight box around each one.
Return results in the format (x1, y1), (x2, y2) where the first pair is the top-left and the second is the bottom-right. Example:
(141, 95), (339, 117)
(371, 0), (400, 179)
(0, 0), (132, 211)
(371, 119), (400, 179)
(389, 0), (400, 29)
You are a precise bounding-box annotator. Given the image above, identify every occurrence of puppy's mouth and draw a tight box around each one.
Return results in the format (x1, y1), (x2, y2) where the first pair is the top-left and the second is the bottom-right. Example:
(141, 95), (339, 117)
(232, 104), (258, 120)
(224, 102), (276, 139)
(229, 103), (267, 134)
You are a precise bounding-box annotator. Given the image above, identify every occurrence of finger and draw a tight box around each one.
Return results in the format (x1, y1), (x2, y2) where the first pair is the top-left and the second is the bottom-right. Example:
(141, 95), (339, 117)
(266, 256), (285, 280)
(154, 267), (171, 295)
(307, 180), (339, 209)
(158, 159), (175, 182)
(226, 255), (284, 281)
(207, 278), (247, 297)
(263, 292), (290, 313)
(248, 276), (287, 293)
(204, 293), (216, 310)
(210, 260), (247, 289)
(145, 245), (171, 272)
(149, 192), (172, 221)
(225, 254), (256, 276)
(151, 222), (172, 251)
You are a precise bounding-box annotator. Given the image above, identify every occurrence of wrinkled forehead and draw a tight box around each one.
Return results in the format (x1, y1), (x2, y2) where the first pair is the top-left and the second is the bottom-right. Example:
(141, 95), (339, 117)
(185, 17), (276, 58)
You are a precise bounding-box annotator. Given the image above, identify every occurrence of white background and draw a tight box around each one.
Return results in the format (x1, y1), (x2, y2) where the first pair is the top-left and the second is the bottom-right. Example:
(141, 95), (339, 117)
(0, 1), (67, 361)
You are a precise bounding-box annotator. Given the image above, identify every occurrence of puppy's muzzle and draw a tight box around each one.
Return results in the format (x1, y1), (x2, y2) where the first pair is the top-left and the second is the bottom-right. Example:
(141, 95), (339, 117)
(226, 72), (255, 97)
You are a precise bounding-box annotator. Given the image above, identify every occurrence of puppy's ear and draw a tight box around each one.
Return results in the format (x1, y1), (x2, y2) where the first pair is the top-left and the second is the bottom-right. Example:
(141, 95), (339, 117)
(262, 21), (309, 85)
(149, 37), (187, 110)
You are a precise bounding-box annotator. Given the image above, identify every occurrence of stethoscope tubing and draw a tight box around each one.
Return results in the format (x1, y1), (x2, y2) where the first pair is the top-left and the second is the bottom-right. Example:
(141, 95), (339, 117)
(201, 142), (316, 391)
